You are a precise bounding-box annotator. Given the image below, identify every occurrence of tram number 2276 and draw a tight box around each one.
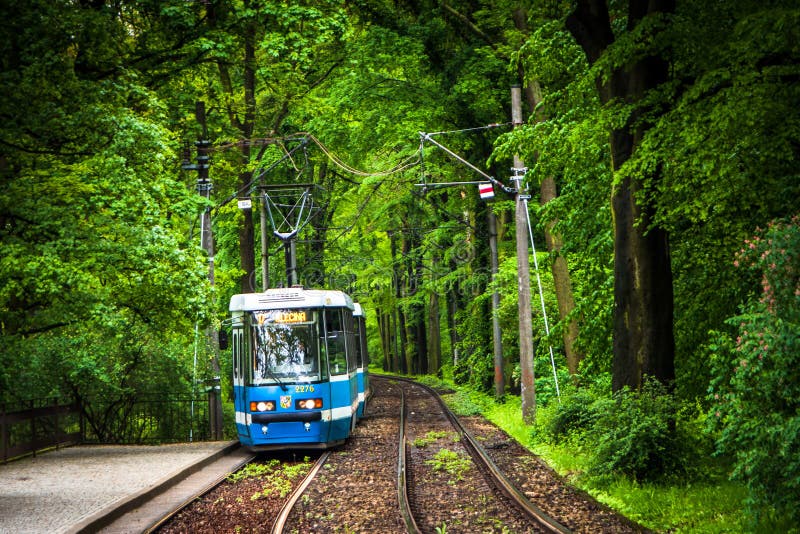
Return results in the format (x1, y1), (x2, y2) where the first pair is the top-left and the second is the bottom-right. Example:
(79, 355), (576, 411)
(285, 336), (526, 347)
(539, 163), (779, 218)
(295, 385), (315, 393)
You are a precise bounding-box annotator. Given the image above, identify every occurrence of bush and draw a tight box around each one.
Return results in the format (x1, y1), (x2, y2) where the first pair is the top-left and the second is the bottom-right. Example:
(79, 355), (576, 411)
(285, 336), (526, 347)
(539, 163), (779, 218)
(589, 381), (688, 482)
(708, 216), (800, 525)
(545, 388), (600, 443)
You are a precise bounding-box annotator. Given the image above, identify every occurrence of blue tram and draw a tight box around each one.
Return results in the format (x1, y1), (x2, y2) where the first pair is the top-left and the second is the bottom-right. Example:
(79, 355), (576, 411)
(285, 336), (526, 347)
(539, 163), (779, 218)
(353, 303), (370, 418)
(229, 287), (363, 451)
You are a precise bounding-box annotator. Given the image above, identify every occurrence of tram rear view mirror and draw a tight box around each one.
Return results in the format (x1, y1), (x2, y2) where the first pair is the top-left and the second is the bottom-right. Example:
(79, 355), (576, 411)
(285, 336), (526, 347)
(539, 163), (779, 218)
(218, 329), (229, 350)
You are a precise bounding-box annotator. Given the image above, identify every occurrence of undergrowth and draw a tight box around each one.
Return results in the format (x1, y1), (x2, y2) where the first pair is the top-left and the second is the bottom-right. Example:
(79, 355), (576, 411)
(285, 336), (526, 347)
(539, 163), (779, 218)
(228, 457), (313, 501)
(420, 373), (763, 533)
(426, 448), (471, 484)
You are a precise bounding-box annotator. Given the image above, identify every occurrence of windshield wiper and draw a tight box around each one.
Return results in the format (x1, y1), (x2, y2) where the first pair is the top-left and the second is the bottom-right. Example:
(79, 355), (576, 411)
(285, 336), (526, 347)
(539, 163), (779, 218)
(255, 344), (288, 392)
(263, 362), (288, 392)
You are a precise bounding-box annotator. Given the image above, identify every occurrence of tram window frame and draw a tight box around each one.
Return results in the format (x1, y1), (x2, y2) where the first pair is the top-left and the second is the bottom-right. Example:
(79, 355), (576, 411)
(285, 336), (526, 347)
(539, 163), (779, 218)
(353, 317), (363, 369)
(249, 309), (323, 384)
(237, 329), (245, 382)
(324, 309), (350, 376)
(343, 311), (356, 374)
(355, 315), (368, 369)
(231, 327), (240, 382)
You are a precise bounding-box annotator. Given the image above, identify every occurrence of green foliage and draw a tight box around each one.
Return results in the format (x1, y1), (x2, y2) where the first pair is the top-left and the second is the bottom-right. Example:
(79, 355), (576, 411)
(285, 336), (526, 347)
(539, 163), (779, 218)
(545, 388), (600, 443)
(441, 389), (491, 417)
(540, 379), (712, 483)
(411, 430), (454, 448)
(0, 0), (211, 429)
(708, 217), (800, 525)
(228, 457), (312, 500)
(442, 377), (749, 533)
(620, 2), (800, 398)
(590, 382), (690, 482)
(2, 5), (798, 528)
(425, 448), (471, 484)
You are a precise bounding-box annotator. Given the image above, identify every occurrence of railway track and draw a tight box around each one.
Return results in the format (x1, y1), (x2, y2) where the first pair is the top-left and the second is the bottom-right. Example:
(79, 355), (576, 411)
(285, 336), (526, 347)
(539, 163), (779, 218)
(397, 379), (570, 533)
(269, 451), (329, 534)
(274, 375), (569, 532)
(155, 376), (644, 533)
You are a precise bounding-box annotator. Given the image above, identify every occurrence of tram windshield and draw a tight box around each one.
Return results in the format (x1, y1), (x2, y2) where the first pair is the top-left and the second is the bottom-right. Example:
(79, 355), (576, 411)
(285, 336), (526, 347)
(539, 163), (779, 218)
(250, 309), (321, 384)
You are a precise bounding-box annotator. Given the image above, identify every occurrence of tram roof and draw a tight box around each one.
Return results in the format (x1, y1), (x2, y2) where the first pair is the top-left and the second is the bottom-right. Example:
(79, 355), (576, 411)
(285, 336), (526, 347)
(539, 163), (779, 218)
(353, 302), (363, 317)
(229, 287), (354, 312)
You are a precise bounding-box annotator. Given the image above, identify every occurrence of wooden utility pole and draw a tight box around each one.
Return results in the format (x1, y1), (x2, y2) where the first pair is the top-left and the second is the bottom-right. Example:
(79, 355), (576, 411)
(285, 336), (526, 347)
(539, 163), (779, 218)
(489, 208), (504, 398)
(183, 101), (223, 440)
(512, 85), (536, 424)
(259, 179), (270, 291)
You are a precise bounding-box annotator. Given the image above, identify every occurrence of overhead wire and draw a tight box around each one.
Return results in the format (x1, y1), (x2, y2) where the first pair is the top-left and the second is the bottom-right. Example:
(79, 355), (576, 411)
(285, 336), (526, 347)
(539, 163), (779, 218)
(305, 133), (422, 178)
(200, 125), (509, 262)
(424, 122), (512, 137)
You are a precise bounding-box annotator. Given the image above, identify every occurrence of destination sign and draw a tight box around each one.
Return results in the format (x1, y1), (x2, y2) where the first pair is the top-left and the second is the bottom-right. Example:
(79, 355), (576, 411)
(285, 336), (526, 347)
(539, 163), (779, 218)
(254, 310), (308, 325)
(274, 311), (307, 323)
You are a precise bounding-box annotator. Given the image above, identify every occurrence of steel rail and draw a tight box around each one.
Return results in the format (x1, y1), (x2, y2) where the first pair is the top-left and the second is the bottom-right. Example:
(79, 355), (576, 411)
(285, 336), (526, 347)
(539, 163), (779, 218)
(382, 375), (572, 534)
(396, 387), (423, 534)
(270, 451), (330, 534)
(144, 450), (257, 534)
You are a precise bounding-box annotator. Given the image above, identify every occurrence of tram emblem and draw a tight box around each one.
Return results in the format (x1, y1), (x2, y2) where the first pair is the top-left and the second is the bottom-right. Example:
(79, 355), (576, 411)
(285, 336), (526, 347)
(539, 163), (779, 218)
(280, 395), (292, 409)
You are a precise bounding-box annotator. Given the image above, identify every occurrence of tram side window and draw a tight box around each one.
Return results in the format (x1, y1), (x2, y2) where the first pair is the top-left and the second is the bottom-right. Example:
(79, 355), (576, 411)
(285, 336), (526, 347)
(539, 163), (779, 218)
(353, 318), (363, 369)
(343, 311), (356, 374)
(356, 317), (369, 369)
(325, 309), (348, 375)
(232, 328), (240, 381)
(235, 329), (245, 382)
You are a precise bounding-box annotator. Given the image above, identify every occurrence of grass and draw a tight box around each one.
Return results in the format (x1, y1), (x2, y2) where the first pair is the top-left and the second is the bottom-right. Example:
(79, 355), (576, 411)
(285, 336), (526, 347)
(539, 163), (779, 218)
(228, 457), (313, 500)
(426, 448), (472, 484)
(424, 377), (753, 533)
(412, 430), (456, 448)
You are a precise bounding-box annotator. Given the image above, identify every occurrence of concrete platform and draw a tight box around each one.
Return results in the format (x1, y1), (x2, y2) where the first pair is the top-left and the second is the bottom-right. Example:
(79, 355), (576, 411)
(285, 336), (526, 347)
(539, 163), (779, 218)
(0, 441), (240, 534)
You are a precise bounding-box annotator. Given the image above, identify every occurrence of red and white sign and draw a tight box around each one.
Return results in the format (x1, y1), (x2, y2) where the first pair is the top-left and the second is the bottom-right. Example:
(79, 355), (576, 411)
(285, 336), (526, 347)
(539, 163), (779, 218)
(479, 182), (494, 199)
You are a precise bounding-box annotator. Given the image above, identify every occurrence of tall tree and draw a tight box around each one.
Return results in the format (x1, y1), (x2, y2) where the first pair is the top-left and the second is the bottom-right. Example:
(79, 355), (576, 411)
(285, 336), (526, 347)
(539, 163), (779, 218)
(512, 6), (584, 376)
(566, 0), (676, 391)
(0, 0), (209, 409)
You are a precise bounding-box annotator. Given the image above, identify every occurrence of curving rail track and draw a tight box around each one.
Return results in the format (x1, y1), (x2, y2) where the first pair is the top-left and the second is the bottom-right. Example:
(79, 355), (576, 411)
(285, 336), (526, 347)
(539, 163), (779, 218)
(155, 376), (643, 533)
(273, 375), (572, 533)
(269, 452), (330, 534)
(390, 375), (571, 534)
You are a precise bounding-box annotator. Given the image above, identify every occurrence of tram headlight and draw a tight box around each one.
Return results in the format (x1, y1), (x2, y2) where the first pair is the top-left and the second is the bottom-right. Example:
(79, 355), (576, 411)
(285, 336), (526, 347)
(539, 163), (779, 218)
(295, 398), (322, 410)
(250, 400), (276, 412)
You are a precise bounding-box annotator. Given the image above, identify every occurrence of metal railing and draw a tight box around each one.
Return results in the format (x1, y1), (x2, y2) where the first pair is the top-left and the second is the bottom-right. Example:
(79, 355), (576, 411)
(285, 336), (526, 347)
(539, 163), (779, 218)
(1, 398), (81, 463)
(1, 391), (223, 463)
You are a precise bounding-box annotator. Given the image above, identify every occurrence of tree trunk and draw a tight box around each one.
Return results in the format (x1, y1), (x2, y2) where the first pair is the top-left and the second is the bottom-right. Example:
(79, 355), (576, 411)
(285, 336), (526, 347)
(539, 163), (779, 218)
(390, 230), (408, 374)
(428, 287), (442, 377)
(514, 6), (584, 376)
(411, 230), (428, 375)
(309, 160), (333, 286)
(540, 178), (582, 375)
(376, 306), (392, 372)
(239, 1), (257, 292)
(567, 0), (676, 391)
(238, 166), (256, 293)
(447, 275), (461, 367)
(212, 0), (257, 293)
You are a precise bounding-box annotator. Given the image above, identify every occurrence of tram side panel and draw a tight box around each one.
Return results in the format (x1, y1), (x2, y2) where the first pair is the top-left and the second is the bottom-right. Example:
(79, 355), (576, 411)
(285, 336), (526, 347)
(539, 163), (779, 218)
(229, 290), (359, 450)
(353, 303), (369, 419)
(323, 307), (359, 440)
